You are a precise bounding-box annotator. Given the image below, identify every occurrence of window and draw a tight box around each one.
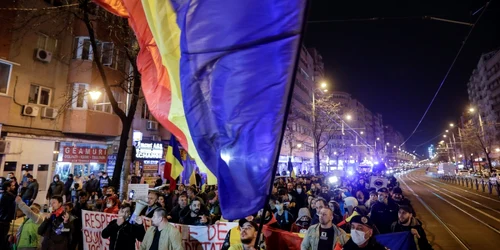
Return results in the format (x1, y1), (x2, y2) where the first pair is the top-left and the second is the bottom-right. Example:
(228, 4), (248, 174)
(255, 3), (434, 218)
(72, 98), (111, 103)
(93, 90), (123, 113)
(101, 42), (114, 66)
(72, 83), (89, 109)
(28, 84), (52, 106)
(142, 101), (151, 120)
(110, 49), (127, 72)
(37, 33), (58, 53)
(0, 60), (13, 94)
(74, 37), (93, 60)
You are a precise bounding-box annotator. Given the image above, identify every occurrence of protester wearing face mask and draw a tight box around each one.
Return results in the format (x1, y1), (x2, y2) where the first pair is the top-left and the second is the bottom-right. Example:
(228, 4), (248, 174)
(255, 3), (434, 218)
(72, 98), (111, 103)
(274, 198), (294, 231)
(104, 196), (120, 214)
(343, 215), (387, 250)
(291, 207), (312, 233)
(46, 175), (64, 201)
(369, 188), (398, 234)
(294, 183), (308, 210)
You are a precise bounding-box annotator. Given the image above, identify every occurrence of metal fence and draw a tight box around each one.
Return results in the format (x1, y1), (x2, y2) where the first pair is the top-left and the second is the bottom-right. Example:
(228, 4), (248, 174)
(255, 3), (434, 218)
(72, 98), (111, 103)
(438, 175), (500, 198)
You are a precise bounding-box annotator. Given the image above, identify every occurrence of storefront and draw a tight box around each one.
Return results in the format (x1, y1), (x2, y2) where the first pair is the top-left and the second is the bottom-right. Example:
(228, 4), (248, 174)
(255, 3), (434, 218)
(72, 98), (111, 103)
(133, 141), (164, 187)
(54, 142), (109, 182)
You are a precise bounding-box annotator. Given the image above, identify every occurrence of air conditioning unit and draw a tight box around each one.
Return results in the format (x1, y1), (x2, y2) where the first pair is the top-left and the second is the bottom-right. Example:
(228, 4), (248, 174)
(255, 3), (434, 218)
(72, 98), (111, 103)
(35, 48), (52, 63)
(41, 107), (58, 119)
(146, 120), (158, 131)
(151, 135), (162, 141)
(0, 140), (10, 154)
(23, 105), (40, 117)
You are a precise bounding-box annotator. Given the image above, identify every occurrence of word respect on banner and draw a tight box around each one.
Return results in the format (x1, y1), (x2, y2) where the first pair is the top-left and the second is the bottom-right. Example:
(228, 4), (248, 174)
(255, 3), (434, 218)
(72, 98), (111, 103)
(82, 210), (236, 250)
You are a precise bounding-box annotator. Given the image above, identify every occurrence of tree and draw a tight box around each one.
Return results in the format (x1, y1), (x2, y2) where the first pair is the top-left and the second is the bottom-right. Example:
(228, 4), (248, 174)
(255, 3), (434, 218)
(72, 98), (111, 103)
(460, 119), (497, 172)
(311, 94), (341, 173)
(6, 0), (142, 198)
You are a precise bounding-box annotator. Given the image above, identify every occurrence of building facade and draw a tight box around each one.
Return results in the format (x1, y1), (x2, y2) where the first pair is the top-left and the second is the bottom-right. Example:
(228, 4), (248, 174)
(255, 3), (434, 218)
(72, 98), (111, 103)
(0, 2), (170, 203)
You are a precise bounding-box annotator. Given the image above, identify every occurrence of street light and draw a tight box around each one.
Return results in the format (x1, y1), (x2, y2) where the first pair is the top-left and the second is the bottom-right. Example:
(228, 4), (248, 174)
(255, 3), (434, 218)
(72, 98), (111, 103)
(376, 137), (380, 141)
(89, 90), (102, 101)
(450, 123), (454, 127)
(360, 131), (364, 135)
(443, 135), (447, 138)
(346, 114), (352, 121)
(296, 143), (302, 148)
(320, 82), (327, 89)
(469, 107), (475, 113)
(496, 148), (500, 153)
(445, 130), (449, 133)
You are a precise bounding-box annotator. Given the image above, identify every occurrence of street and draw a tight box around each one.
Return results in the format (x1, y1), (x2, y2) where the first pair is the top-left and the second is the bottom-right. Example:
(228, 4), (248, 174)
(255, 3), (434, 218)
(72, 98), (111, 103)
(398, 168), (500, 250)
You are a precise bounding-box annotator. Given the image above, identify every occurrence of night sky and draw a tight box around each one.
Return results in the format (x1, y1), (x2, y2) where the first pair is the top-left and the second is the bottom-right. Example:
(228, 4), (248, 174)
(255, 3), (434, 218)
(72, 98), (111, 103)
(305, 0), (500, 156)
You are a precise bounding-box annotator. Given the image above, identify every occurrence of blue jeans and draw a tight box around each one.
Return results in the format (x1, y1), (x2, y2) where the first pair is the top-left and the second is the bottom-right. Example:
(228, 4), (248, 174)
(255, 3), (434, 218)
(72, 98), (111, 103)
(23, 199), (32, 206)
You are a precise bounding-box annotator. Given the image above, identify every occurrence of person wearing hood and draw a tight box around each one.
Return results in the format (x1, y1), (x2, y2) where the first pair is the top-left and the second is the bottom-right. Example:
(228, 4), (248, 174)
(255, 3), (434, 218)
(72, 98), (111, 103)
(291, 207), (312, 233)
(46, 174), (64, 200)
(343, 215), (387, 250)
(391, 205), (433, 250)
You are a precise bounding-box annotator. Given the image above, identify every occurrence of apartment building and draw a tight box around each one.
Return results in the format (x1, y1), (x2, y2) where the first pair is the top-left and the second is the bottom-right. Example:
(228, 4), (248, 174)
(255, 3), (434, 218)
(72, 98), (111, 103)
(0, 2), (170, 202)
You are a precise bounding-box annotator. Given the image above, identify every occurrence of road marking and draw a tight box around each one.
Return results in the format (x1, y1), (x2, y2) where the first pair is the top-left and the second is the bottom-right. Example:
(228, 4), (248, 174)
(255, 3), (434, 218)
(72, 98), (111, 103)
(416, 179), (500, 223)
(425, 182), (500, 215)
(428, 178), (500, 204)
(398, 172), (470, 250)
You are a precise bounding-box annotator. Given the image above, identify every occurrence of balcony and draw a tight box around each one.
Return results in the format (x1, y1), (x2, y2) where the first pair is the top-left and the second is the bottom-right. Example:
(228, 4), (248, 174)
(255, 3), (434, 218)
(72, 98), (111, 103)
(62, 109), (122, 136)
(0, 95), (12, 124)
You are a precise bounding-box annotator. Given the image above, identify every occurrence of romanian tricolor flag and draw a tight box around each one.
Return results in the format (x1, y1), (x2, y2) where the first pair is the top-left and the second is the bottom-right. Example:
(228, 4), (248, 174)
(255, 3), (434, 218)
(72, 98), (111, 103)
(164, 136), (183, 191)
(93, 0), (308, 219)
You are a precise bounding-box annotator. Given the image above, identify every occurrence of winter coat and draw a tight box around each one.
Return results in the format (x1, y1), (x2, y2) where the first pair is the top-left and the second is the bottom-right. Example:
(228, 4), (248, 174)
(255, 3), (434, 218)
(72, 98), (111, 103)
(102, 219), (145, 250)
(369, 200), (399, 234)
(342, 237), (388, 250)
(22, 180), (39, 201)
(64, 178), (73, 195)
(38, 208), (73, 250)
(46, 175), (64, 199)
(17, 217), (41, 248)
(139, 224), (184, 250)
(291, 208), (312, 233)
(0, 191), (16, 223)
(301, 223), (349, 250)
(168, 205), (189, 223)
(391, 217), (433, 250)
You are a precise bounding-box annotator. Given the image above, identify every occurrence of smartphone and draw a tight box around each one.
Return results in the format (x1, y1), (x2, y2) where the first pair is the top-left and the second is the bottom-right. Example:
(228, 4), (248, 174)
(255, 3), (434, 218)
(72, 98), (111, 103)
(129, 191), (135, 200)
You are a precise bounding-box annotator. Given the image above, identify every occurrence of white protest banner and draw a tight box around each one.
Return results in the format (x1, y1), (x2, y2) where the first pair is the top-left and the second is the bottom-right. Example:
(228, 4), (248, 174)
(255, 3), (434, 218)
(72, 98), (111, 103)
(370, 176), (388, 189)
(82, 210), (118, 250)
(82, 210), (237, 250)
(128, 184), (149, 202)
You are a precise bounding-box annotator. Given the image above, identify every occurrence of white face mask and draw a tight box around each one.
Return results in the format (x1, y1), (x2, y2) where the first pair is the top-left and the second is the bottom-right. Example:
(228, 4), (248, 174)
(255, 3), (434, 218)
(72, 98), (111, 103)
(297, 188), (302, 194)
(48, 207), (53, 213)
(351, 229), (368, 245)
(275, 204), (283, 211)
(107, 203), (112, 208)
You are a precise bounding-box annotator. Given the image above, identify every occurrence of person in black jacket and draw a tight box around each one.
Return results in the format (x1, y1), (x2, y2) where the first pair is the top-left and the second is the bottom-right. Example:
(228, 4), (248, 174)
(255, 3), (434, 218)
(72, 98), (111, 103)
(369, 187), (399, 234)
(102, 203), (146, 250)
(180, 198), (210, 225)
(0, 181), (16, 250)
(46, 175), (65, 200)
(168, 194), (189, 223)
(21, 174), (38, 206)
(38, 195), (73, 250)
(63, 174), (74, 204)
(391, 205), (433, 250)
(343, 215), (388, 250)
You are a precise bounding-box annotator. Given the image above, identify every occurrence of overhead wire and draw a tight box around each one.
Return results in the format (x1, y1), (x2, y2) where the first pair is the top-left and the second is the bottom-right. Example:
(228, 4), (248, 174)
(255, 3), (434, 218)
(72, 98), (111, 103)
(399, 1), (491, 148)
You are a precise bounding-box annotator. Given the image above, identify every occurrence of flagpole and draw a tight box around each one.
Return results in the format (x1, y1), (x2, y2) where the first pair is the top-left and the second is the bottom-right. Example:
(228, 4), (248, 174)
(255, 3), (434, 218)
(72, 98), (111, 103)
(254, 0), (311, 248)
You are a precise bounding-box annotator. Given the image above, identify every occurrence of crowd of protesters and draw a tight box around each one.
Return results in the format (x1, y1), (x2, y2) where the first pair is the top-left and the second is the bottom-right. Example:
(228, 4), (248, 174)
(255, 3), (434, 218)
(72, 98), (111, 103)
(0, 167), (433, 250)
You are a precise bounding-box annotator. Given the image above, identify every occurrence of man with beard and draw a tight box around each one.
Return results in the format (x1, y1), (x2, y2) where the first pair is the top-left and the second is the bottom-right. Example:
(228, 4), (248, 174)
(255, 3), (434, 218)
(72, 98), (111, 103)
(369, 188), (398, 234)
(102, 203), (146, 250)
(180, 198), (210, 225)
(301, 208), (348, 250)
(391, 188), (412, 207)
(391, 205), (432, 250)
(228, 221), (261, 250)
(140, 208), (183, 250)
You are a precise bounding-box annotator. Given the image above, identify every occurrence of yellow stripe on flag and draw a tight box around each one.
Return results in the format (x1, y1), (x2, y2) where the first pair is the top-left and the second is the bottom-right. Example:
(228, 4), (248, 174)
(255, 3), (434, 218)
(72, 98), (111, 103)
(141, 0), (216, 184)
(166, 145), (183, 179)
